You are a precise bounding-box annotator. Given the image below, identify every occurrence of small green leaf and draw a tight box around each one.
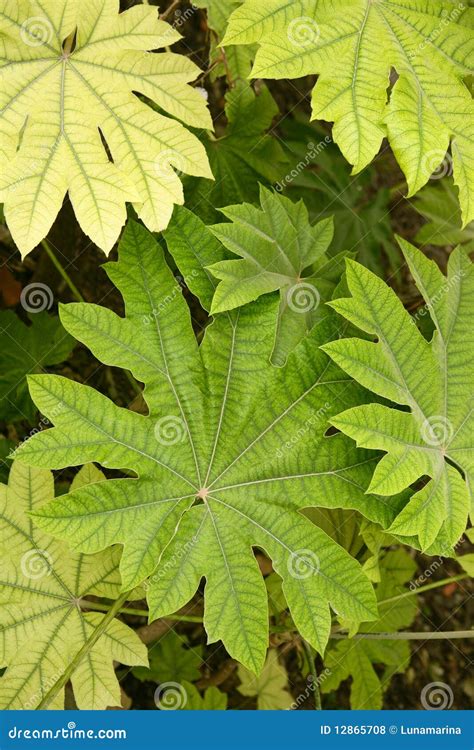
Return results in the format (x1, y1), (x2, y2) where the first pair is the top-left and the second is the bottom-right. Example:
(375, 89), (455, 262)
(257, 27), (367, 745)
(238, 650), (293, 709)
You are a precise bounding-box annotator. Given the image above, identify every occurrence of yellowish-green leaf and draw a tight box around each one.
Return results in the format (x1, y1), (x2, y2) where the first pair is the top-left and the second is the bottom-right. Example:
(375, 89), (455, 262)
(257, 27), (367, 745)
(0, 461), (147, 709)
(238, 650), (293, 709)
(224, 0), (474, 225)
(0, 0), (212, 255)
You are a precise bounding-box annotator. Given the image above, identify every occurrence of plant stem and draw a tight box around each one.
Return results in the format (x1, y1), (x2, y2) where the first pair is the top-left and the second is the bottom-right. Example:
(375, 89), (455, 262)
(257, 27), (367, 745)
(301, 639), (322, 710)
(79, 599), (203, 623)
(41, 239), (84, 302)
(331, 630), (474, 641)
(37, 590), (132, 710)
(377, 573), (468, 606)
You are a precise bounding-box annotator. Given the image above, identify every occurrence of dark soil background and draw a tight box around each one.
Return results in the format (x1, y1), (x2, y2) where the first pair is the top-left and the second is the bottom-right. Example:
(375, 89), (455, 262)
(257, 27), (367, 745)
(0, 0), (472, 711)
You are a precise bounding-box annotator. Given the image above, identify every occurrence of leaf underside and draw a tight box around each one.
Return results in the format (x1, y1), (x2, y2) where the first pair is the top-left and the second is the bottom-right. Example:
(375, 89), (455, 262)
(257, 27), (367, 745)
(12, 220), (396, 674)
(0, 462), (147, 710)
(224, 0), (474, 225)
(0, 0), (212, 255)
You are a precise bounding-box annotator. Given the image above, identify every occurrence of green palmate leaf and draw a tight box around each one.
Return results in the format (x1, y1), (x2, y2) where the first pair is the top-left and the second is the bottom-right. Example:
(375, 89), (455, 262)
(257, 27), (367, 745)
(208, 187), (342, 365)
(0, 310), (73, 422)
(413, 179), (474, 248)
(322, 549), (417, 709)
(184, 82), (287, 224)
(133, 631), (202, 685)
(0, 0), (212, 256)
(237, 650), (293, 709)
(323, 240), (474, 553)
(179, 682), (227, 710)
(194, 1), (253, 80)
(0, 461), (147, 710)
(224, 0), (474, 225)
(14, 220), (386, 674)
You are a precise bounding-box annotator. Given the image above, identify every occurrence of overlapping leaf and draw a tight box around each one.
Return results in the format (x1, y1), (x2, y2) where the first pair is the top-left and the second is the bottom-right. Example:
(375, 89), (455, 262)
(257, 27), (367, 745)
(0, 462), (147, 710)
(207, 187), (342, 365)
(322, 549), (417, 709)
(14, 220), (390, 674)
(237, 650), (293, 709)
(0, 0), (212, 255)
(224, 0), (474, 224)
(323, 241), (473, 553)
(194, 1), (253, 80)
(0, 310), (73, 422)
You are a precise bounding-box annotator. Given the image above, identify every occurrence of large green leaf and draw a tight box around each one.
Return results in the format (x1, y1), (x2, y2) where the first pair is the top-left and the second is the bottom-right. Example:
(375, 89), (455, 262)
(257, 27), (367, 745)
(0, 462), (147, 709)
(14, 220), (384, 674)
(0, 310), (73, 422)
(0, 0), (212, 255)
(322, 549), (417, 709)
(224, 0), (474, 225)
(323, 241), (473, 553)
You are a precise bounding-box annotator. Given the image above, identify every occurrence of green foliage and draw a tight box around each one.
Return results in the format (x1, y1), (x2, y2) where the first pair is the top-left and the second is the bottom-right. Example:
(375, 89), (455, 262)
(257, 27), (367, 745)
(0, 461), (147, 709)
(323, 241), (473, 553)
(0, 0), (212, 255)
(194, 1), (253, 80)
(276, 118), (399, 278)
(185, 83), (287, 223)
(14, 220), (384, 674)
(237, 650), (293, 709)
(208, 187), (341, 365)
(133, 631), (202, 685)
(322, 549), (417, 709)
(0, 311), (73, 422)
(414, 179), (474, 248)
(179, 682), (228, 710)
(225, 0), (474, 225)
